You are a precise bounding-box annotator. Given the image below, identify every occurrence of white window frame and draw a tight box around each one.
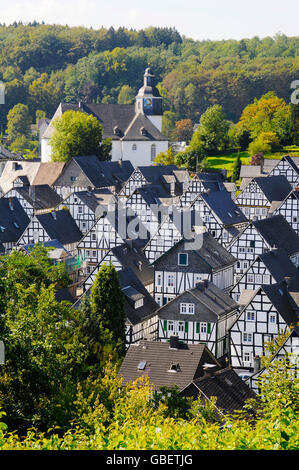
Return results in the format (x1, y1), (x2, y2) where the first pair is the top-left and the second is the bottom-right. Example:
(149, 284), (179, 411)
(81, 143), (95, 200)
(243, 332), (253, 343)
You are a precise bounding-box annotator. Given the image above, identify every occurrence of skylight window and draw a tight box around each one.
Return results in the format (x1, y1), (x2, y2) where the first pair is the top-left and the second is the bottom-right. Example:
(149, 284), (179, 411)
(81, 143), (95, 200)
(138, 361), (147, 370)
(13, 222), (19, 229)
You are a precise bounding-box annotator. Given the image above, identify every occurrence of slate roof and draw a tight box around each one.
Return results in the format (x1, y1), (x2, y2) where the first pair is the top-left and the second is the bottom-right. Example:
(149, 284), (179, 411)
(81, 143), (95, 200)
(0, 145), (22, 161)
(74, 188), (116, 214)
(253, 214), (299, 256)
(0, 197), (30, 244)
(43, 102), (167, 142)
(254, 175), (292, 203)
(35, 210), (83, 245)
(200, 191), (248, 226)
(15, 185), (62, 211)
(117, 267), (159, 325)
(155, 281), (239, 323)
(72, 156), (134, 190)
(122, 112), (168, 141)
(258, 248), (299, 283)
(182, 367), (256, 413)
(118, 340), (221, 391)
(108, 241), (154, 287)
(261, 278), (299, 327)
(21, 239), (72, 260)
(153, 232), (237, 273)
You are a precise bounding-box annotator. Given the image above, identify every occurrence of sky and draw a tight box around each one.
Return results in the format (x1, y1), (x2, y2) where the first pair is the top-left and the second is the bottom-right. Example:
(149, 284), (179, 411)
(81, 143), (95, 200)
(0, 0), (298, 41)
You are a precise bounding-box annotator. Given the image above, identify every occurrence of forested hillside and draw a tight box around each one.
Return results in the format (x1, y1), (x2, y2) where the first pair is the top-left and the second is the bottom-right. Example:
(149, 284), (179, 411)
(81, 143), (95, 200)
(0, 22), (298, 132)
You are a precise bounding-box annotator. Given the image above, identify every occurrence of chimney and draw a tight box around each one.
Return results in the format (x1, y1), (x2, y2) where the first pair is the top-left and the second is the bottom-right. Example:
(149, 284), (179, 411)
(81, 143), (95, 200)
(169, 335), (179, 349)
(253, 356), (261, 374)
(118, 158), (122, 167)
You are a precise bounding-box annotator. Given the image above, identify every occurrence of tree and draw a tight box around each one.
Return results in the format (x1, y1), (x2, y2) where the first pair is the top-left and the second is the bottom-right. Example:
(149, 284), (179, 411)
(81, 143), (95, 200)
(90, 263), (126, 357)
(231, 153), (242, 182)
(28, 73), (62, 117)
(248, 131), (280, 156)
(49, 110), (112, 162)
(290, 103), (299, 145)
(117, 85), (135, 104)
(236, 92), (291, 146)
(194, 105), (230, 153)
(172, 119), (193, 143)
(154, 146), (175, 166)
(6, 103), (31, 143)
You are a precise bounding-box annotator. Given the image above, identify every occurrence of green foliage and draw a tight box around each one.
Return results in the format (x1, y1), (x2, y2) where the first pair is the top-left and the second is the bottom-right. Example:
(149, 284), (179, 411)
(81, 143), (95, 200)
(248, 131), (281, 156)
(49, 110), (111, 162)
(90, 263), (126, 357)
(154, 146), (175, 166)
(231, 153), (242, 182)
(6, 103), (31, 143)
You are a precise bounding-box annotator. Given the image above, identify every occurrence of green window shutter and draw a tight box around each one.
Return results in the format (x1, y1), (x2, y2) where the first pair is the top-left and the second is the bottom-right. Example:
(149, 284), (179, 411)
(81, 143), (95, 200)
(163, 320), (167, 331)
(185, 321), (189, 333)
(250, 240), (255, 248)
(196, 322), (200, 334)
(207, 323), (211, 334)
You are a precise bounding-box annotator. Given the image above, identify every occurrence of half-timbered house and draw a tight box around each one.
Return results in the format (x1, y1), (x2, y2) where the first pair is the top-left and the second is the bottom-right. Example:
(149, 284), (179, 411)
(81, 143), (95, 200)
(124, 184), (179, 237)
(190, 190), (248, 246)
(230, 248), (299, 303)
(148, 280), (239, 361)
(118, 165), (189, 200)
(17, 208), (83, 254)
(80, 239), (154, 296)
(236, 175), (292, 221)
(0, 197), (30, 254)
(246, 327), (299, 392)
(269, 155), (299, 189)
(268, 189), (299, 235)
(179, 172), (226, 208)
(153, 232), (237, 306)
(143, 207), (201, 263)
(229, 277), (299, 373)
(227, 214), (299, 282)
(57, 188), (117, 235)
(53, 156), (134, 199)
(76, 205), (150, 272)
(4, 185), (62, 217)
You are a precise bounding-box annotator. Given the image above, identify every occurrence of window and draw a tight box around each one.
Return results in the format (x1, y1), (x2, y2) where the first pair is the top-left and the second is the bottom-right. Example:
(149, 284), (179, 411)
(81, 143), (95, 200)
(178, 253), (188, 266)
(78, 206), (83, 214)
(157, 274), (162, 286)
(70, 176), (77, 182)
(243, 332), (253, 343)
(168, 321), (174, 332)
(151, 144), (156, 161)
(92, 251), (97, 257)
(250, 240), (255, 248)
(178, 321), (184, 332)
(91, 233), (97, 241)
(243, 351), (251, 364)
(135, 298), (144, 309)
(167, 274), (174, 287)
(269, 313), (276, 324)
(248, 274), (254, 283)
(132, 144), (137, 151)
(246, 311), (255, 322)
(200, 322), (207, 334)
(138, 361), (146, 370)
(180, 303), (195, 314)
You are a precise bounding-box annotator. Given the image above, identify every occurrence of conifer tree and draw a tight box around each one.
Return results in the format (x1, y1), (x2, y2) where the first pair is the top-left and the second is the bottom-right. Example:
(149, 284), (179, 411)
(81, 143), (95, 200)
(90, 263), (126, 356)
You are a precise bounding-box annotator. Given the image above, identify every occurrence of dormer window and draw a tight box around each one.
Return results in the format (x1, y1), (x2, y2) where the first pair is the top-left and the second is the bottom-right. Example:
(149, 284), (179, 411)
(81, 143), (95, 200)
(13, 222), (20, 229)
(178, 253), (188, 266)
(135, 297), (144, 309)
(168, 363), (181, 373)
(113, 126), (122, 136)
(140, 127), (147, 136)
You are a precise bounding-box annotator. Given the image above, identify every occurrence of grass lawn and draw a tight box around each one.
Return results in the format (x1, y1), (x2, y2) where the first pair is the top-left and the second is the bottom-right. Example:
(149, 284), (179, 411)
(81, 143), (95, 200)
(206, 146), (299, 179)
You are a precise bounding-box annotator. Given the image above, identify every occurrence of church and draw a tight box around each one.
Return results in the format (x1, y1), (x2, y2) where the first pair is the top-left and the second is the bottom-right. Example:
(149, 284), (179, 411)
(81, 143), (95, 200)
(41, 67), (169, 166)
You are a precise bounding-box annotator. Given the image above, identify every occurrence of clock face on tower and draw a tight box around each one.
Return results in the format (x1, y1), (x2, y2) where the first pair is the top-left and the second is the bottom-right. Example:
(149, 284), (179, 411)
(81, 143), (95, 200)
(143, 98), (153, 108)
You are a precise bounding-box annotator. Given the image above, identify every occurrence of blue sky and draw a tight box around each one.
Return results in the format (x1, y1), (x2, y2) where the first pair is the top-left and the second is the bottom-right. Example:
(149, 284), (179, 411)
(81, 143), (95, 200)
(0, 0), (298, 40)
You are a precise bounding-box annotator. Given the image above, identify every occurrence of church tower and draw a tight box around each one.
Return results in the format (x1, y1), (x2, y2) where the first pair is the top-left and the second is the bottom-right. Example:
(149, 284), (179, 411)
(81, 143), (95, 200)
(135, 67), (163, 132)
